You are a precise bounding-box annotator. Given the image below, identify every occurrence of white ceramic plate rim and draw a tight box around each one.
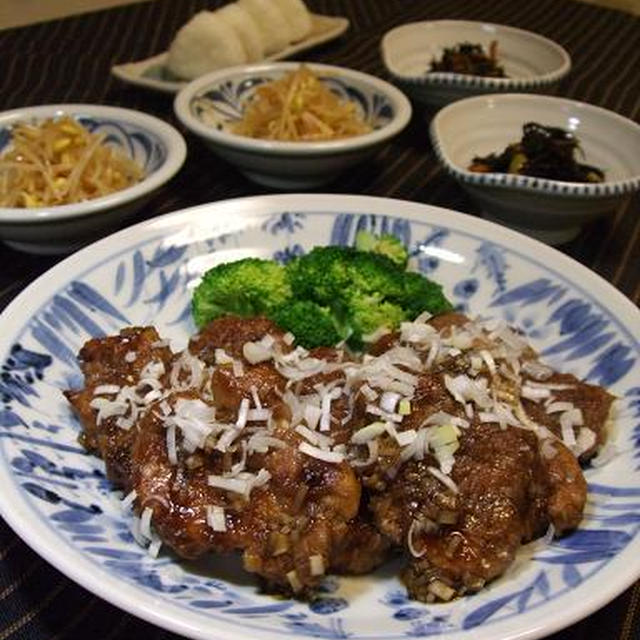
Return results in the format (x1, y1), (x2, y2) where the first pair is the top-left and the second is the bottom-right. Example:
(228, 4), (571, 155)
(0, 194), (639, 640)
(111, 14), (350, 94)
(381, 20), (571, 88)
(174, 62), (412, 155)
(0, 104), (187, 224)
(430, 94), (640, 197)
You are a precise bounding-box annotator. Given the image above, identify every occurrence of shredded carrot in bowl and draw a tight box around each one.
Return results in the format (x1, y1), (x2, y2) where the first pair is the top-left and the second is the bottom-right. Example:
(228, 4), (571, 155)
(231, 66), (373, 142)
(0, 115), (144, 208)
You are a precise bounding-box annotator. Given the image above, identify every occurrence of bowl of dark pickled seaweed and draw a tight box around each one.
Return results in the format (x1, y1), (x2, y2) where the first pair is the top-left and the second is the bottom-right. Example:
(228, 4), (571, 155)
(381, 21), (571, 107)
(430, 94), (640, 244)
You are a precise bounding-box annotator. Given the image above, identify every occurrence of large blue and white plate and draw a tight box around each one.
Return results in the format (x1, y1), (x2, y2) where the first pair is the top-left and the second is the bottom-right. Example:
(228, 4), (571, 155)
(0, 195), (638, 640)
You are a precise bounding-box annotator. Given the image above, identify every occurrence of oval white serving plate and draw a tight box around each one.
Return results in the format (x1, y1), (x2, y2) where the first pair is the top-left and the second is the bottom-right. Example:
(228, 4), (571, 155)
(0, 194), (638, 640)
(111, 14), (349, 94)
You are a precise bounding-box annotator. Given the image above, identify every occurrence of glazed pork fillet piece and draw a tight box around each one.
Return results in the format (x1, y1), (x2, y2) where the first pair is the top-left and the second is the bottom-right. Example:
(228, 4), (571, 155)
(64, 326), (173, 488)
(354, 312), (608, 600)
(130, 388), (363, 591)
(67, 317), (381, 593)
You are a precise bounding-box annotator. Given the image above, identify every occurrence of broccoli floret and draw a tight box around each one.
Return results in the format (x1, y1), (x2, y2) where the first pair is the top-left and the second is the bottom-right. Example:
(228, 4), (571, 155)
(192, 258), (291, 328)
(284, 245), (452, 348)
(286, 246), (404, 304)
(394, 271), (453, 318)
(344, 294), (408, 350)
(355, 230), (409, 267)
(271, 300), (344, 349)
(347, 250), (406, 299)
(286, 246), (353, 303)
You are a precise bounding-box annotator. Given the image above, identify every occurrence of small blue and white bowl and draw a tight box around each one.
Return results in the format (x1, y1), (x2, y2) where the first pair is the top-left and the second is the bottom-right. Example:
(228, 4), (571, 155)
(430, 94), (640, 245)
(381, 21), (571, 108)
(0, 104), (186, 254)
(174, 62), (412, 189)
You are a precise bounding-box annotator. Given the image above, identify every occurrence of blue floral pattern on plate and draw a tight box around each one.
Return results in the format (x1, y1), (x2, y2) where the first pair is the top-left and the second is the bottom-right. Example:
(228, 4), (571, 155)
(0, 198), (638, 640)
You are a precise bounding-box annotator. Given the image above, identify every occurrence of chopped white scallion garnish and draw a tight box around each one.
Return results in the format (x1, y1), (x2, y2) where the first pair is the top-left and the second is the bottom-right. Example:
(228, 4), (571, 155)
(93, 384), (121, 395)
(247, 434), (286, 454)
(318, 387), (341, 431)
(215, 348), (234, 365)
(208, 475), (250, 495)
(295, 424), (333, 449)
(250, 385), (262, 410)
(247, 408), (271, 422)
(243, 341), (272, 364)
(170, 351), (205, 390)
(303, 403), (322, 430)
(395, 429), (417, 447)
(428, 580), (456, 602)
(400, 321), (436, 344)
(120, 489), (137, 510)
(232, 359), (244, 378)
(407, 519), (430, 558)
(521, 385), (551, 401)
(287, 570), (303, 592)
(236, 398), (250, 429)
(140, 506), (154, 540)
(521, 360), (553, 380)
(560, 413), (577, 447)
(479, 350), (496, 376)
(425, 337), (441, 369)
(365, 403), (402, 423)
(255, 334), (273, 350)
(546, 401), (575, 414)
(115, 416), (134, 431)
(140, 360), (165, 380)
(206, 505), (227, 532)
(252, 468), (272, 489)
(147, 536), (162, 558)
(524, 380), (575, 391)
(215, 427), (242, 453)
(380, 391), (401, 414)
(89, 396), (128, 423)
(398, 399), (411, 415)
(572, 427), (596, 457)
(427, 466), (459, 494)
(309, 554), (325, 576)
(351, 421), (386, 444)
(298, 442), (344, 463)
(166, 423), (178, 464)
(423, 411), (469, 429)
(359, 384), (378, 402)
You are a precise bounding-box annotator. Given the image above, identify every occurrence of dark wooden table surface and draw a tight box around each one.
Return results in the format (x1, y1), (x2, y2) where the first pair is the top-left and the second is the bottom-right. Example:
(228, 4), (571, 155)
(0, 0), (638, 638)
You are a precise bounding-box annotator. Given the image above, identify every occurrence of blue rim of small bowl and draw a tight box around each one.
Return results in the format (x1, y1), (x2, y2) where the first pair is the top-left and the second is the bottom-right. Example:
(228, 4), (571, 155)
(0, 104), (187, 224)
(381, 21), (572, 92)
(429, 94), (640, 199)
(174, 62), (413, 155)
